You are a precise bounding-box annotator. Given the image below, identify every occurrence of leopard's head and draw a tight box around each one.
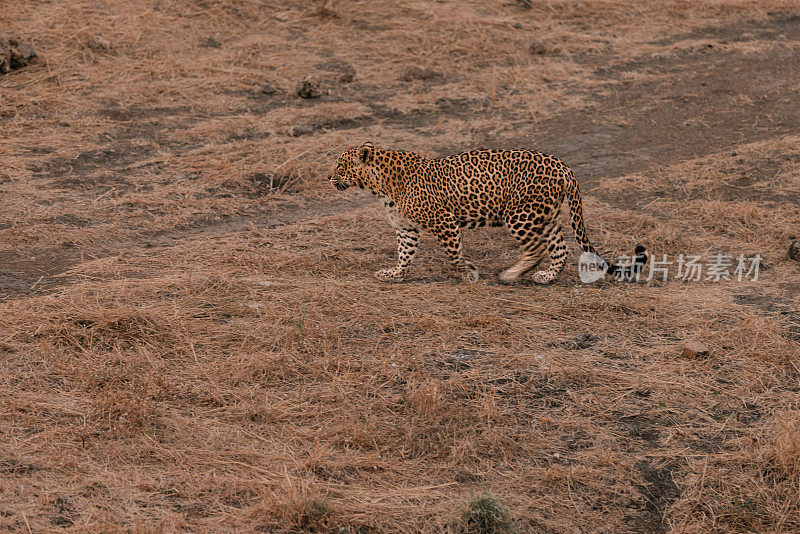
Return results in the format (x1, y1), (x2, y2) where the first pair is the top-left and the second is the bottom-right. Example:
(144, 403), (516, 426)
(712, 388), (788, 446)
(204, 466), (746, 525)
(328, 142), (375, 191)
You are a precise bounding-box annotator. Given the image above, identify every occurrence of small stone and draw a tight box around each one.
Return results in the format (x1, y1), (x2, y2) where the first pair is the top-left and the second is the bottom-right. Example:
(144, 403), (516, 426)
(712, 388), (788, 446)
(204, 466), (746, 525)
(88, 36), (111, 52)
(682, 341), (710, 359)
(1, 36), (38, 73)
(201, 36), (221, 48)
(529, 39), (550, 55)
(402, 66), (441, 82)
(10, 39), (37, 66)
(296, 76), (321, 99)
(789, 240), (800, 262)
(288, 125), (313, 137)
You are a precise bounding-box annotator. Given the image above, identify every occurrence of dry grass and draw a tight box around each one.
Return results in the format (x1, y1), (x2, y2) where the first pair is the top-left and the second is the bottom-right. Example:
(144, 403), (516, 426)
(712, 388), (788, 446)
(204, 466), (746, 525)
(2, 0), (800, 532)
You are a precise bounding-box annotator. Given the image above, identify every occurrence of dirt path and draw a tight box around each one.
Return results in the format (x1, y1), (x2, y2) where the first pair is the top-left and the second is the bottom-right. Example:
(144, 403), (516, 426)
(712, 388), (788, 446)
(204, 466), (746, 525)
(495, 15), (800, 188)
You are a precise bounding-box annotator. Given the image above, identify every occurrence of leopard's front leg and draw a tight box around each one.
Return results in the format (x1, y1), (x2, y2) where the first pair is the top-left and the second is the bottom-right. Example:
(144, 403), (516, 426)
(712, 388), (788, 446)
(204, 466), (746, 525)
(375, 199), (420, 282)
(375, 227), (420, 281)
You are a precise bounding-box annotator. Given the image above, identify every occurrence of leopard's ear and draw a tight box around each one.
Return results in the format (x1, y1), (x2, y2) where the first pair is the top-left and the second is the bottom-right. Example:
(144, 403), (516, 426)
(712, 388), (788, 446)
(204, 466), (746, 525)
(358, 142), (374, 164)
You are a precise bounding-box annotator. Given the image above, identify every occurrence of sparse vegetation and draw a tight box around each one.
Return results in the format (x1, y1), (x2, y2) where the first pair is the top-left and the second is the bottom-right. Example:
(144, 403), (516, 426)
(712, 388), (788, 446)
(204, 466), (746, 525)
(1, 0), (799, 532)
(454, 493), (514, 534)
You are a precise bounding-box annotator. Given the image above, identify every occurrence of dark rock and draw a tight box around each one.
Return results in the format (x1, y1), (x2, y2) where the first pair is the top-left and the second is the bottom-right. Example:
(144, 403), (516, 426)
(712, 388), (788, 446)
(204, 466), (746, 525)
(202, 36), (221, 48)
(789, 240), (800, 262)
(296, 76), (321, 99)
(10, 39), (37, 68)
(1, 36), (38, 74)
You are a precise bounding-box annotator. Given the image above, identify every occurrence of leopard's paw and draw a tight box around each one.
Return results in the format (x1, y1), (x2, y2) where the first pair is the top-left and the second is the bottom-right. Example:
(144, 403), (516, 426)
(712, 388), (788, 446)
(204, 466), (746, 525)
(374, 269), (404, 282)
(531, 270), (555, 285)
(499, 268), (520, 284)
(464, 266), (480, 283)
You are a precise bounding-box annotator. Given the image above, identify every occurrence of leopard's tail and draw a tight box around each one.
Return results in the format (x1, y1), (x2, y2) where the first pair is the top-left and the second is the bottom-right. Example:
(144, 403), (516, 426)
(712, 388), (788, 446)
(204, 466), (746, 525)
(564, 170), (648, 280)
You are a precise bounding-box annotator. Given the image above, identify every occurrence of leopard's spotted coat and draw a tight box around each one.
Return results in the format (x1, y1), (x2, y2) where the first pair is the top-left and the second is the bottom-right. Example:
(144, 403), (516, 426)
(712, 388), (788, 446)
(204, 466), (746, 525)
(329, 142), (646, 284)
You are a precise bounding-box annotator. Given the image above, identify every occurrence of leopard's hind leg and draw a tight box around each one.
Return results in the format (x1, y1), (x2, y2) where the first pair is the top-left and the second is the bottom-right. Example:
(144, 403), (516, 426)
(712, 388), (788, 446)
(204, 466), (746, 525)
(531, 223), (568, 284)
(499, 210), (548, 284)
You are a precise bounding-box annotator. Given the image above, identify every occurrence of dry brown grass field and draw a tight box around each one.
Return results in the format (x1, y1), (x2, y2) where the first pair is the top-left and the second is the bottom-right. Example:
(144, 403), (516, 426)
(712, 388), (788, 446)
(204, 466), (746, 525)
(2, 1), (800, 532)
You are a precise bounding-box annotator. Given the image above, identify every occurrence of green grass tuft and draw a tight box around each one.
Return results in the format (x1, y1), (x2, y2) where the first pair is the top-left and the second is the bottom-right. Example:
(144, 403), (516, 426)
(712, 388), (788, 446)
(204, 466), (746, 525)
(456, 492), (513, 534)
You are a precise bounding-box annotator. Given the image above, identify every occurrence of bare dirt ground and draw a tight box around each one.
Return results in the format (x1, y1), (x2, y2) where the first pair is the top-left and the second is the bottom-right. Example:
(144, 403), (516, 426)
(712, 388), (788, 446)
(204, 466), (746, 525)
(1, 1), (800, 532)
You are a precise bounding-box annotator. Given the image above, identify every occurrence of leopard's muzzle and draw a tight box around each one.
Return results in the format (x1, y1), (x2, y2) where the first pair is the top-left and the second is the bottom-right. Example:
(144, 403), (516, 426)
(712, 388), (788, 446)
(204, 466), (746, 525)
(329, 175), (350, 191)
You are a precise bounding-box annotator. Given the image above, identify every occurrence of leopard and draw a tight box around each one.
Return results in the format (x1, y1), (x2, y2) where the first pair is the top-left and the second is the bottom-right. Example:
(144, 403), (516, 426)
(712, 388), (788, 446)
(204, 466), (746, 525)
(328, 142), (647, 284)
